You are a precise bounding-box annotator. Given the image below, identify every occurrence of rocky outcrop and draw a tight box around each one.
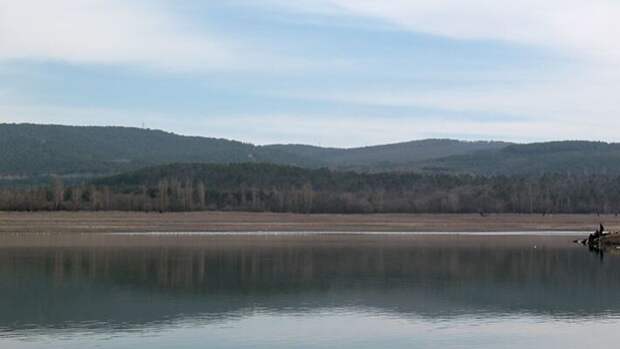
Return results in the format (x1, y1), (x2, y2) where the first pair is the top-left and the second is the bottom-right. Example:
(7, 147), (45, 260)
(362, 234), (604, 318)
(576, 224), (620, 252)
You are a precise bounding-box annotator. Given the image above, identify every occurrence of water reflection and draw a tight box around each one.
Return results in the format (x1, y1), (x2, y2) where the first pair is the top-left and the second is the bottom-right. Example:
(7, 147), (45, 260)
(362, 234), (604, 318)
(584, 242), (620, 262)
(0, 234), (617, 335)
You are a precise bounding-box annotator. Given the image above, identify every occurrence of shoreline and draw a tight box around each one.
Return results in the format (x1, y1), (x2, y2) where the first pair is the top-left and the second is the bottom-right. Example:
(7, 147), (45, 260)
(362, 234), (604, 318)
(0, 211), (612, 234)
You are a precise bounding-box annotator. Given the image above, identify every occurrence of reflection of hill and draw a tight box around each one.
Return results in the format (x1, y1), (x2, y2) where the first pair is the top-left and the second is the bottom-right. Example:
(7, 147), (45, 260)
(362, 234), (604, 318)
(0, 236), (619, 331)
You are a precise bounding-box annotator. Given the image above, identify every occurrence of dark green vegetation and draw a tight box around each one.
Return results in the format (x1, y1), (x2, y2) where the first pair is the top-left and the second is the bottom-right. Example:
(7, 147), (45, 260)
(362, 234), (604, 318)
(0, 123), (505, 178)
(263, 139), (509, 171)
(3, 123), (620, 214)
(3, 163), (620, 214)
(3, 124), (620, 180)
(416, 141), (620, 176)
(0, 123), (309, 178)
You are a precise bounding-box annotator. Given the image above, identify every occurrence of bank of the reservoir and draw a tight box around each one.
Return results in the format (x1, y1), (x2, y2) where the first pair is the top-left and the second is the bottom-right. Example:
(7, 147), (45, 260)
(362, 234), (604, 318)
(0, 212), (618, 234)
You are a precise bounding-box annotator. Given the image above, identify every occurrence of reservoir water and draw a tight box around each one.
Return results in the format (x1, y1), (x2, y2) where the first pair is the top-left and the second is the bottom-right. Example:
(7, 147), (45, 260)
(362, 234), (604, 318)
(0, 233), (618, 348)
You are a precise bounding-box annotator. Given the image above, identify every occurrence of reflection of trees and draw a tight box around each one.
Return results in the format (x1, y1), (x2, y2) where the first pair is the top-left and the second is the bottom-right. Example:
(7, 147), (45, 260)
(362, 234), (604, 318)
(1, 240), (620, 330)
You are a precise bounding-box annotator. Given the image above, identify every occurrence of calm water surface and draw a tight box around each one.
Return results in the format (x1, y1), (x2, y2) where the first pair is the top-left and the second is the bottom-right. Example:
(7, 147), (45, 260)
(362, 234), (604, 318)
(0, 233), (618, 348)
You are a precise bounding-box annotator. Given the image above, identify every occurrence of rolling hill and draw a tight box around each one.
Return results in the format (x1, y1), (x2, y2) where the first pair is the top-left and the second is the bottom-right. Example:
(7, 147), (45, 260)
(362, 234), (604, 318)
(0, 123), (507, 178)
(263, 139), (509, 169)
(4, 123), (620, 180)
(415, 141), (620, 176)
(0, 123), (315, 177)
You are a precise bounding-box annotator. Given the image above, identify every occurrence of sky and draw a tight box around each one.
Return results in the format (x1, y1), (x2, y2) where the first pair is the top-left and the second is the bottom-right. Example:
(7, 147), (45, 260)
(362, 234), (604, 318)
(1, 0), (620, 147)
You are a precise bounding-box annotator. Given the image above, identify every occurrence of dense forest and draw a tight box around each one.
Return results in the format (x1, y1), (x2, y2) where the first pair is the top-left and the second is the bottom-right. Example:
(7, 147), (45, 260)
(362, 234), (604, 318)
(5, 123), (620, 180)
(412, 141), (620, 176)
(2, 163), (620, 214)
(4, 124), (620, 214)
(0, 123), (311, 176)
(0, 123), (505, 178)
(263, 139), (508, 169)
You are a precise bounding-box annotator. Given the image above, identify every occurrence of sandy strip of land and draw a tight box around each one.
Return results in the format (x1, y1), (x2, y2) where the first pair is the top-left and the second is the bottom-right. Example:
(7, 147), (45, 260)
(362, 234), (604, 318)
(0, 211), (615, 234)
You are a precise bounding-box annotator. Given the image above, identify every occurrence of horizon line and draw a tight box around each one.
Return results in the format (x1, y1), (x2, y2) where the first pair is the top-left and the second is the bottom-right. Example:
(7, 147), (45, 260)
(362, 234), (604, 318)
(3, 121), (618, 149)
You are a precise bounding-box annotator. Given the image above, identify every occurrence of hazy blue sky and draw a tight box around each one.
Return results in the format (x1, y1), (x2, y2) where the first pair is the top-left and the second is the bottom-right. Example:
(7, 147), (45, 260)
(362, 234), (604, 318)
(1, 0), (620, 146)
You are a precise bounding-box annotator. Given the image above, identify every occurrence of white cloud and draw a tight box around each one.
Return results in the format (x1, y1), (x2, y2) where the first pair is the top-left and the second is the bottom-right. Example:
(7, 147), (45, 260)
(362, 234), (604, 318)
(292, 80), (610, 118)
(0, 0), (256, 72)
(3, 0), (620, 145)
(276, 0), (620, 62)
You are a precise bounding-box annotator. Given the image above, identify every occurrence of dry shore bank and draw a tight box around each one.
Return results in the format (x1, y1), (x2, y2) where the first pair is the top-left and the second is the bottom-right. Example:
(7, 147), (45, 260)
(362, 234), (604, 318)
(0, 211), (614, 234)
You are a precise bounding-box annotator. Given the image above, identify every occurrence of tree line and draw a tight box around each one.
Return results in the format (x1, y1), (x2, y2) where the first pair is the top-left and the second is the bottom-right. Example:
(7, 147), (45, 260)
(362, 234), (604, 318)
(1, 163), (620, 214)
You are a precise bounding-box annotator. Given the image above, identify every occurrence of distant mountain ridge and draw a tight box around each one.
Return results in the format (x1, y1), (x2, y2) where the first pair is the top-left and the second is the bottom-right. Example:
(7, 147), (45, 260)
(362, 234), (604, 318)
(263, 139), (509, 169)
(3, 123), (620, 179)
(0, 123), (507, 177)
(0, 123), (314, 176)
(415, 141), (620, 176)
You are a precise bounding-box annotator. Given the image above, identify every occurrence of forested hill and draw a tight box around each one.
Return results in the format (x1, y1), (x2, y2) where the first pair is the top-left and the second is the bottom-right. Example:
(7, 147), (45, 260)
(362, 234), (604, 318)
(263, 139), (509, 169)
(4, 123), (620, 179)
(96, 162), (443, 191)
(0, 124), (315, 176)
(415, 141), (620, 176)
(0, 123), (506, 177)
